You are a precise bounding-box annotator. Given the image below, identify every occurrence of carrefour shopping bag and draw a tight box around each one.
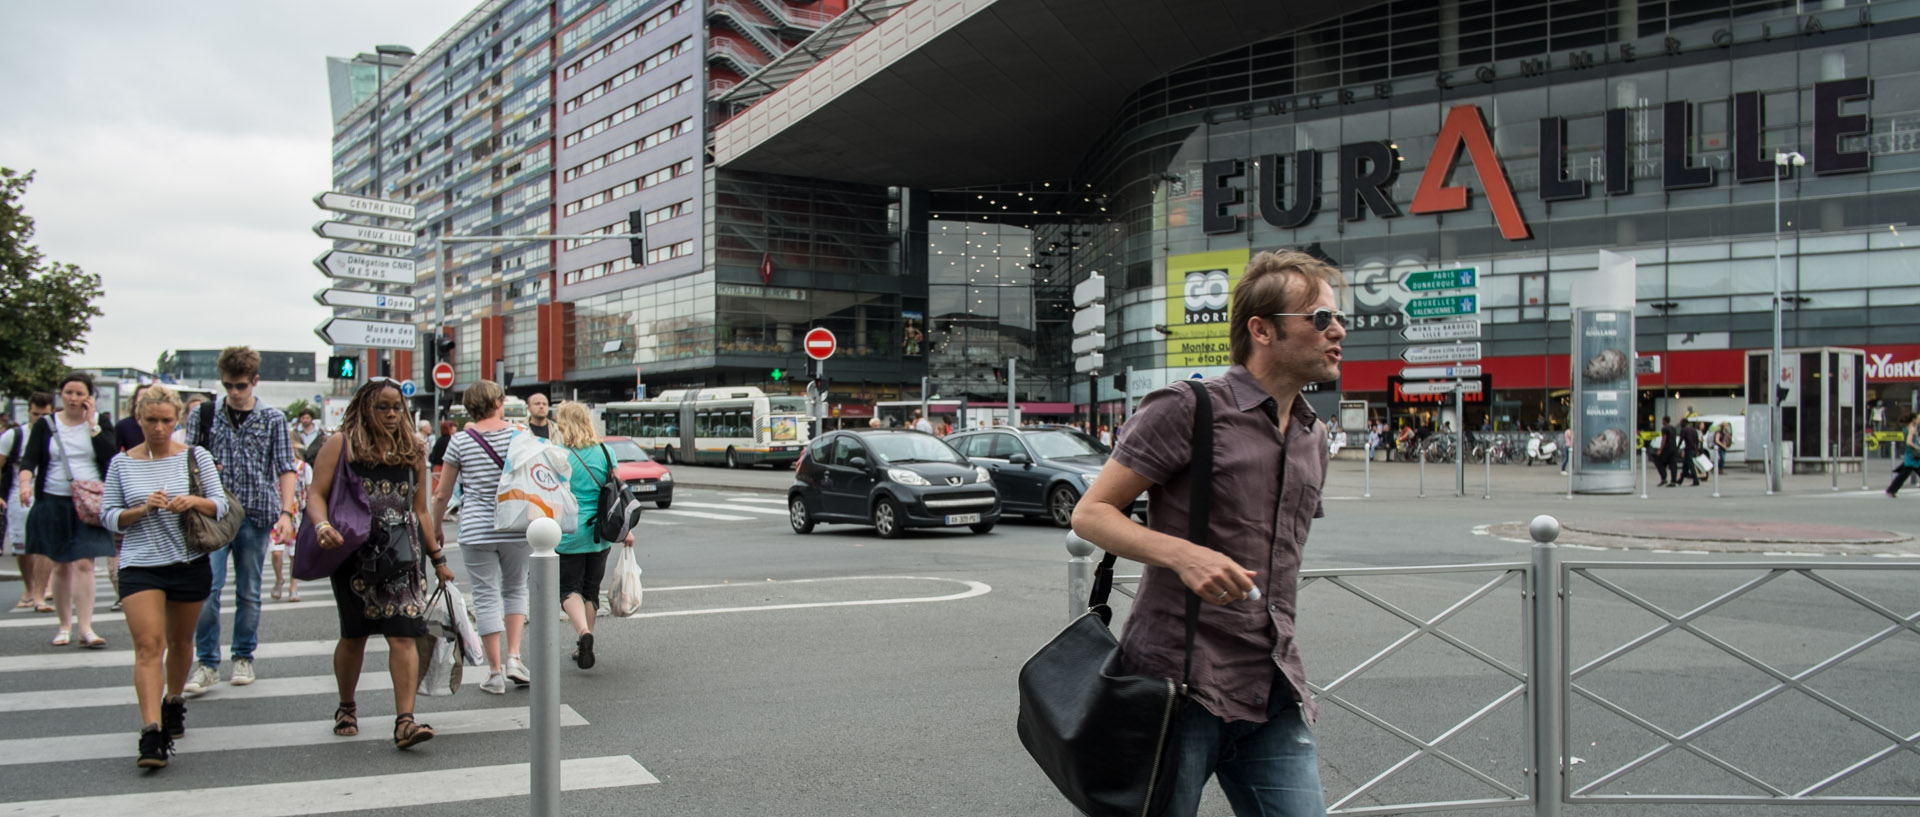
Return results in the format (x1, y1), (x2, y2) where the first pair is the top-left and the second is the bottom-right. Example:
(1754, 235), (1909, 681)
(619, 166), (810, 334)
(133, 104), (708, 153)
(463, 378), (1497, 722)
(492, 432), (577, 534)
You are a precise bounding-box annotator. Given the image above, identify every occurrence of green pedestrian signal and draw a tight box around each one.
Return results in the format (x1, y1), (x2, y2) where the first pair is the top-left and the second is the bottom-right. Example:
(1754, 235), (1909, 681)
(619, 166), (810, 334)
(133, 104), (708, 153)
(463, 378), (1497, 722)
(770, 368), (785, 381)
(328, 356), (357, 379)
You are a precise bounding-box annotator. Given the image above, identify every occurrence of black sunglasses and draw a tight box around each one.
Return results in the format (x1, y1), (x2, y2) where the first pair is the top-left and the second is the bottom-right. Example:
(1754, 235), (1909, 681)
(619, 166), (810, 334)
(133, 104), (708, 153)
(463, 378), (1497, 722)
(1266, 308), (1349, 332)
(221, 380), (253, 391)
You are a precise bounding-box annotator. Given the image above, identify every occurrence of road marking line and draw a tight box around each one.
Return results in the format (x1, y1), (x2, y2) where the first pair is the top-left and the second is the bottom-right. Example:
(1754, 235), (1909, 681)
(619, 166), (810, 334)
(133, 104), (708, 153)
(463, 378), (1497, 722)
(617, 575), (991, 619)
(648, 508), (752, 521)
(0, 755), (656, 816)
(0, 637), (389, 674)
(0, 705), (586, 766)
(638, 517), (681, 526)
(0, 665), (482, 713)
(668, 500), (789, 516)
(727, 497), (788, 504)
(0, 596), (336, 629)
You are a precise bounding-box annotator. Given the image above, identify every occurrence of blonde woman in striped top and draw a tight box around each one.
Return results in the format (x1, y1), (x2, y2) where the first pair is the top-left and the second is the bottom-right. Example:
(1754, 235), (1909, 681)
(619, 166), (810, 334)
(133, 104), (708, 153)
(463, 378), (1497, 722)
(101, 384), (229, 769)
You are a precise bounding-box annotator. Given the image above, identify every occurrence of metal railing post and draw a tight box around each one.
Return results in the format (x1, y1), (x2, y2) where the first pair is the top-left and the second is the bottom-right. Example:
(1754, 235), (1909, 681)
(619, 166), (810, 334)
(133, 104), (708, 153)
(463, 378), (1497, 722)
(1640, 447), (1649, 500)
(1419, 445), (1426, 498)
(526, 518), (563, 817)
(1832, 442), (1840, 492)
(1528, 515), (1564, 817)
(1862, 439), (1872, 491)
(1363, 443), (1372, 498)
(1711, 451), (1721, 498)
(1765, 442), (1775, 496)
(1483, 446), (1491, 500)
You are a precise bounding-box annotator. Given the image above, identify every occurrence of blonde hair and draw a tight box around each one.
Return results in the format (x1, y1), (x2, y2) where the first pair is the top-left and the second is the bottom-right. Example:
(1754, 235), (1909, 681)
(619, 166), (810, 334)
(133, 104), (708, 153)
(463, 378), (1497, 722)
(463, 380), (505, 419)
(134, 384), (185, 421)
(552, 402), (599, 448)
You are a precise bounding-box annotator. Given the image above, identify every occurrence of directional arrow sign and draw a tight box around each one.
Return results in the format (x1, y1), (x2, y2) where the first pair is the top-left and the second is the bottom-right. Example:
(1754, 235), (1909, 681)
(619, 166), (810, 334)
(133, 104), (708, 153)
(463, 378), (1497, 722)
(1402, 342), (1483, 364)
(1401, 380), (1484, 396)
(1401, 319), (1481, 342)
(1403, 266), (1479, 292)
(315, 288), (418, 312)
(313, 192), (416, 221)
(314, 250), (415, 285)
(1075, 352), (1104, 374)
(1071, 303), (1106, 336)
(1071, 331), (1106, 354)
(314, 221), (415, 247)
(1401, 364), (1483, 379)
(1073, 272), (1106, 309)
(316, 318), (417, 350)
(1404, 294), (1478, 319)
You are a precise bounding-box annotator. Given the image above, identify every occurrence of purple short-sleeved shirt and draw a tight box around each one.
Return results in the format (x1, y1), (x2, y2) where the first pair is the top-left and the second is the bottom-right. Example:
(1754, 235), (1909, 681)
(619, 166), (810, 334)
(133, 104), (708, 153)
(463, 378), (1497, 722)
(1110, 365), (1328, 724)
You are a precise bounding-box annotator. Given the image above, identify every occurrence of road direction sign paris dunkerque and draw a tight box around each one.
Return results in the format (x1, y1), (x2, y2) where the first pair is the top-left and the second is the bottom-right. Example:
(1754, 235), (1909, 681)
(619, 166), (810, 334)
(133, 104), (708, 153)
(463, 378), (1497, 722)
(1402, 342), (1483, 364)
(314, 250), (415, 285)
(1401, 319), (1481, 342)
(1403, 266), (1478, 292)
(1404, 294), (1478, 319)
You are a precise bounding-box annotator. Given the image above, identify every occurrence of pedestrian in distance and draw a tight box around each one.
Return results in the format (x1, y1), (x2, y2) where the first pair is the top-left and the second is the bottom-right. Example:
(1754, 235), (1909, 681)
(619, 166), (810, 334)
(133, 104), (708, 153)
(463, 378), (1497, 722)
(1888, 413), (1920, 498)
(525, 392), (552, 439)
(911, 408), (933, 434)
(1678, 419), (1703, 486)
(309, 377), (454, 749)
(269, 428), (313, 603)
(182, 347), (301, 695)
(1653, 416), (1678, 487)
(172, 396), (207, 444)
(100, 385), (229, 768)
(18, 372), (118, 649)
(1073, 250), (1342, 817)
(2, 392), (55, 612)
(551, 401), (634, 670)
(1712, 421), (1734, 473)
(430, 380), (531, 695)
(293, 408), (323, 451)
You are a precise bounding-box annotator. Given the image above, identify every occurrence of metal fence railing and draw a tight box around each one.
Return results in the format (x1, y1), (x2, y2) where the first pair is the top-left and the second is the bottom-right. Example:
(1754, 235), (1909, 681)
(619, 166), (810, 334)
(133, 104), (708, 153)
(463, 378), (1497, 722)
(1061, 518), (1920, 816)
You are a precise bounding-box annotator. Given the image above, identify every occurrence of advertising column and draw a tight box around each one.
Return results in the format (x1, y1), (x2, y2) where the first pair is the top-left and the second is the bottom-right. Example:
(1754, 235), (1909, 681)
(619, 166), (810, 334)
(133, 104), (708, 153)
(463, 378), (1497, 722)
(1570, 250), (1637, 494)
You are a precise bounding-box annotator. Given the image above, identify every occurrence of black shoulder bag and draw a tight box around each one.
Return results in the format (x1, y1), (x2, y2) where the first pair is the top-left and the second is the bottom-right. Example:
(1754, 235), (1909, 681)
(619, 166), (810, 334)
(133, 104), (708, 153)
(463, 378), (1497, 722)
(1016, 381), (1212, 817)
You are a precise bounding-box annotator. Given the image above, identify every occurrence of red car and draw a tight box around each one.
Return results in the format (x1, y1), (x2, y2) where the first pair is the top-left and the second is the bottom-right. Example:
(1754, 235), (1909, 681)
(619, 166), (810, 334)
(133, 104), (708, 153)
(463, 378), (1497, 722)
(602, 436), (675, 509)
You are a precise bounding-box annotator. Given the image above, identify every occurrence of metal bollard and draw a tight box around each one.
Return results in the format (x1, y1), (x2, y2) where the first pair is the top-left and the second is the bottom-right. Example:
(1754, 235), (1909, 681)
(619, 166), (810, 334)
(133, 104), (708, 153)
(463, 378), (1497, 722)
(1418, 445), (1426, 498)
(1528, 515), (1564, 817)
(1065, 530), (1095, 622)
(1863, 442), (1872, 491)
(1764, 442), (1774, 496)
(1363, 444), (1371, 499)
(1832, 443), (1840, 492)
(526, 518), (563, 817)
(1640, 447), (1649, 500)
(1712, 451), (1721, 498)
(1483, 446), (1491, 500)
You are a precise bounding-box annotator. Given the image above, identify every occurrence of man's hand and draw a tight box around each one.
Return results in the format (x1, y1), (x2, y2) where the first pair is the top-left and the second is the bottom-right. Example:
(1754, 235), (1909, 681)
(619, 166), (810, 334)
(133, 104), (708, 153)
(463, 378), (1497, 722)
(1173, 546), (1257, 606)
(272, 515), (295, 545)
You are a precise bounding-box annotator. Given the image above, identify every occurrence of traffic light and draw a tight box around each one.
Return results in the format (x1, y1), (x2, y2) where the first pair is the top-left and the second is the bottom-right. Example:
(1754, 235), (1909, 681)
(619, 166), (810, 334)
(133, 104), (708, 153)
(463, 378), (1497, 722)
(993, 367), (1007, 385)
(327, 356), (357, 379)
(628, 209), (646, 264)
(770, 368), (785, 382)
(1112, 373), (1125, 390)
(434, 330), (456, 364)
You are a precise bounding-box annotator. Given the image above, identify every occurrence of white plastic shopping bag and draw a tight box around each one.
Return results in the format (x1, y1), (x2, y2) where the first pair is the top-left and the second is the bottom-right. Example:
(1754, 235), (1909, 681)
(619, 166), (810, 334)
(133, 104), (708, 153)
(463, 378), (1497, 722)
(443, 582), (486, 665)
(492, 431), (577, 533)
(606, 545), (643, 618)
(416, 586), (464, 696)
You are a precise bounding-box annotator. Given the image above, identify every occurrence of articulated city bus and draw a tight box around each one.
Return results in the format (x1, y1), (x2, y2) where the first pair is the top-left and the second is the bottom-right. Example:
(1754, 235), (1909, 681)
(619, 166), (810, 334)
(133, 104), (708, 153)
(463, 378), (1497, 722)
(601, 387), (811, 468)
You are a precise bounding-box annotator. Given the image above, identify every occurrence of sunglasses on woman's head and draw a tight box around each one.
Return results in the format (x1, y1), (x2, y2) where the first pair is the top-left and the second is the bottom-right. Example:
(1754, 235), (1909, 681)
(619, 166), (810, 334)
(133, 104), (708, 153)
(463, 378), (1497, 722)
(1266, 308), (1349, 332)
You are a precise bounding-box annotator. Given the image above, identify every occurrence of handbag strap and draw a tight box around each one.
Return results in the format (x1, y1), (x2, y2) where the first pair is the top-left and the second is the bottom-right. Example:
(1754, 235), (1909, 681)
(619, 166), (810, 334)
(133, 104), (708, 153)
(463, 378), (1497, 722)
(466, 428), (504, 469)
(48, 415), (78, 484)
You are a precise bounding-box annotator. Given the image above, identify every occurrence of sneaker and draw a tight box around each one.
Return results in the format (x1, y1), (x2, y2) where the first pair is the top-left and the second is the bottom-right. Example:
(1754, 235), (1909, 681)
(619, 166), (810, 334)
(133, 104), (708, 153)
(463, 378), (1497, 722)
(136, 724), (172, 769)
(229, 658), (256, 687)
(574, 633), (596, 670)
(183, 663), (219, 697)
(505, 656), (531, 686)
(161, 696), (187, 738)
(480, 670), (507, 695)
(109, 600), (123, 613)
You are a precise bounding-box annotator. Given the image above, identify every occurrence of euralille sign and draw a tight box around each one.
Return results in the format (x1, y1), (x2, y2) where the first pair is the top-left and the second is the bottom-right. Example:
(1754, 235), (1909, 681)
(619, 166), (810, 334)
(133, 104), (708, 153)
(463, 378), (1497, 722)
(1198, 78), (1873, 242)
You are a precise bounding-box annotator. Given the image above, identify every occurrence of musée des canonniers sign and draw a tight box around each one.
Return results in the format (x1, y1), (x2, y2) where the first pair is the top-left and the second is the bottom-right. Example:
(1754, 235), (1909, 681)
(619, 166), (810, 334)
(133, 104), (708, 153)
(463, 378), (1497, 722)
(1198, 78), (1873, 241)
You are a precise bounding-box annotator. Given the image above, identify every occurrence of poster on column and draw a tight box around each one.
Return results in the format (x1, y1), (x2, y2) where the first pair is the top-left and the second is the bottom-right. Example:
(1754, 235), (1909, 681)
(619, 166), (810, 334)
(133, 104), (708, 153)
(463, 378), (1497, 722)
(1163, 248), (1250, 369)
(1573, 308), (1636, 490)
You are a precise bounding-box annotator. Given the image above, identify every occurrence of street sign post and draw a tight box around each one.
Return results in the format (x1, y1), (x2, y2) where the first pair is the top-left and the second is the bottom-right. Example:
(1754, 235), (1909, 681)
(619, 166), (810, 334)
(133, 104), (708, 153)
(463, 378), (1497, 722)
(803, 327), (837, 361)
(1400, 380), (1485, 396)
(314, 250), (415, 285)
(1401, 364), (1483, 380)
(1402, 342), (1484, 364)
(313, 192), (417, 221)
(1404, 294), (1479, 318)
(316, 318), (417, 350)
(314, 288), (418, 312)
(1403, 266), (1479, 291)
(313, 221), (416, 247)
(1400, 319), (1482, 342)
(432, 362), (456, 390)
(1072, 272), (1106, 309)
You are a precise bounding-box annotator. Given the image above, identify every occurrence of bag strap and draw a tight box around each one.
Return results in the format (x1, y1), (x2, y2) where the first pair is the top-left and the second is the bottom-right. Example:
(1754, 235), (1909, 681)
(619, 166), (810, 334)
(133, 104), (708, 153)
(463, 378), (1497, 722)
(466, 428), (504, 469)
(187, 447), (202, 498)
(48, 416), (78, 484)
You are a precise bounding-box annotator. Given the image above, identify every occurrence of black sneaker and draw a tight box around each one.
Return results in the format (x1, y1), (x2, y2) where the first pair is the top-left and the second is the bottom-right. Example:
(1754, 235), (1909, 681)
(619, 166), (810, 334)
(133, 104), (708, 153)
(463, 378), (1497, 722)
(137, 725), (172, 769)
(575, 633), (596, 670)
(162, 696), (187, 738)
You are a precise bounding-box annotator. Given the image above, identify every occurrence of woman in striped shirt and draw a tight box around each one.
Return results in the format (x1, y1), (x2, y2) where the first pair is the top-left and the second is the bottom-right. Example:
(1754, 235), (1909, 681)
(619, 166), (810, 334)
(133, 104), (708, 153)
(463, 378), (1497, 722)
(101, 385), (229, 769)
(430, 380), (528, 695)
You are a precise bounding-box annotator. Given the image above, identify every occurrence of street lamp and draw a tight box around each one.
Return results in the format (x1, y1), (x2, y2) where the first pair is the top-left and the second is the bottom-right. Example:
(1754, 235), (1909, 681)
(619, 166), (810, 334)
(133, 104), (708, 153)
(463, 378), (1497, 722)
(1769, 150), (1806, 494)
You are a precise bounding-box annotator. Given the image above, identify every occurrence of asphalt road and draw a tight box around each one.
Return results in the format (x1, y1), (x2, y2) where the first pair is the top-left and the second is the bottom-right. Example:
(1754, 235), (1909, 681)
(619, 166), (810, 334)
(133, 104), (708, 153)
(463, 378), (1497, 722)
(0, 457), (1913, 816)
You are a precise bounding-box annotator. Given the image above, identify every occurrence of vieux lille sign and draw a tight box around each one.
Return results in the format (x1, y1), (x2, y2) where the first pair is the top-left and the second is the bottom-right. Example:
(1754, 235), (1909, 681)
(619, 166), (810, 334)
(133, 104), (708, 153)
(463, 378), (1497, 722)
(1200, 77), (1873, 242)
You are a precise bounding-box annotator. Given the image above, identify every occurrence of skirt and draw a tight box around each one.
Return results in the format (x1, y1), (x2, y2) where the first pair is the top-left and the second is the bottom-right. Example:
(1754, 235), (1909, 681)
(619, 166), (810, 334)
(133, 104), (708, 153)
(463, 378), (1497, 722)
(26, 494), (114, 563)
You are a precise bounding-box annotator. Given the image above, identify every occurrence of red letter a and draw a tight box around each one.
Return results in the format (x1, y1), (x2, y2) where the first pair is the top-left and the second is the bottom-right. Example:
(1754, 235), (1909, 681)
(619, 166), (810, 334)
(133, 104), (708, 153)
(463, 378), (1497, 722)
(1410, 105), (1532, 240)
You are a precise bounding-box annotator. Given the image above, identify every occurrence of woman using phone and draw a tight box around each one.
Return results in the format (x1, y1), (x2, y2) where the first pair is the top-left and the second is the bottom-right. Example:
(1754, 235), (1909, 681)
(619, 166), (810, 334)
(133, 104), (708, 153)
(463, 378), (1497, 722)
(18, 372), (117, 649)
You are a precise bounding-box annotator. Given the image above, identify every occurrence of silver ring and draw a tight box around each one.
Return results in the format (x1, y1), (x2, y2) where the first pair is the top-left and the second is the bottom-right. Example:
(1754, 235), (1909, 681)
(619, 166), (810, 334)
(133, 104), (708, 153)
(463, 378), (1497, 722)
(1216, 591), (1229, 601)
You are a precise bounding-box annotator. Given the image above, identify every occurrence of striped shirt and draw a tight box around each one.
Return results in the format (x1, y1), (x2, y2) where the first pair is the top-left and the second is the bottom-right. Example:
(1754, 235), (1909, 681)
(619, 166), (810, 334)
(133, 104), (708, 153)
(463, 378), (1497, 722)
(445, 427), (523, 549)
(102, 447), (230, 568)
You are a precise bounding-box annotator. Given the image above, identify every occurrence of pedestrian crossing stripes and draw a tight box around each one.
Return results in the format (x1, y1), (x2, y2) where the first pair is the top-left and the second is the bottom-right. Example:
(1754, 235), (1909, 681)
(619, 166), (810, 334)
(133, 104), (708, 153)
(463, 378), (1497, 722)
(0, 636), (385, 673)
(0, 755), (658, 817)
(0, 705), (589, 766)
(0, 595), (337, 629)
(0, 666), (485, 713)
(669, 500), (788, 516)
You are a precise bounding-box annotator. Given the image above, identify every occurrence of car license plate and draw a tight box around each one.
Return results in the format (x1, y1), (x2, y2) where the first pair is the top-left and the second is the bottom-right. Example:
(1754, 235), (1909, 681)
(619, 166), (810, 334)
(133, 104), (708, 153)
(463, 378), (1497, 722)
(944, 513), (981, 525)
(631, 483), (657, 492)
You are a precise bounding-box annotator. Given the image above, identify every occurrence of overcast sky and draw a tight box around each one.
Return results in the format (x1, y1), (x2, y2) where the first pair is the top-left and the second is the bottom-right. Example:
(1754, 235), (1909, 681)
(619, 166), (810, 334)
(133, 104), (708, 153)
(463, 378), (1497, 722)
(1, 0), (474, 371)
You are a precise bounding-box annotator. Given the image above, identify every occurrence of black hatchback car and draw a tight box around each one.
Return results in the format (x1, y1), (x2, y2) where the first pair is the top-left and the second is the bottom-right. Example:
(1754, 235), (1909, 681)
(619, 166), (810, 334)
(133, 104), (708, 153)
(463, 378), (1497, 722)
(947, 425), (1143, 527)
(789, 429), (1002, 538)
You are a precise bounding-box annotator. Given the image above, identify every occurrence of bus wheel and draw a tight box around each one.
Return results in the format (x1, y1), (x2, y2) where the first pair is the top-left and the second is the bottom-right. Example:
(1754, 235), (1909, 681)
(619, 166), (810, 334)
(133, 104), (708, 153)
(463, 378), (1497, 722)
(725, 447), (738, 469)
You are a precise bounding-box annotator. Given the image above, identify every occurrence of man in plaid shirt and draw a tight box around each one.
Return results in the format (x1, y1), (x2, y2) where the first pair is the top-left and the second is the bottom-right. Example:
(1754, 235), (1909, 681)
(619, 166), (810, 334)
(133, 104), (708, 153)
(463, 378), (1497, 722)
(182, 347), (299, 694)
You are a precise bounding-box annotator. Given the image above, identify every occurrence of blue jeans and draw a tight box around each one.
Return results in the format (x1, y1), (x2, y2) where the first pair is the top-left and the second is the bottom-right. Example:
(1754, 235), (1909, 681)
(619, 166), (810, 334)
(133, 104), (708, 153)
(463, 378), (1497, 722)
(195, 518), (267, 668)
(1164, 692), (1327, 816)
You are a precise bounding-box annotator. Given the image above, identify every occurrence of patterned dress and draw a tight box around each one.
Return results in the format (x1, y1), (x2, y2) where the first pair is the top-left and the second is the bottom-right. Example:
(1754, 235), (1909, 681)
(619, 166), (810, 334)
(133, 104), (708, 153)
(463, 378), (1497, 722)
(328, 460), (429, 639)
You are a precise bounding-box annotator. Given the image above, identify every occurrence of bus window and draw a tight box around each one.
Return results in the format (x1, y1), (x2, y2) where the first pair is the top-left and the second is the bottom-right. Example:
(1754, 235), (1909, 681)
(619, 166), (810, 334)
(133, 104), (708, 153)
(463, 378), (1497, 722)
(695, 410), (713, 437)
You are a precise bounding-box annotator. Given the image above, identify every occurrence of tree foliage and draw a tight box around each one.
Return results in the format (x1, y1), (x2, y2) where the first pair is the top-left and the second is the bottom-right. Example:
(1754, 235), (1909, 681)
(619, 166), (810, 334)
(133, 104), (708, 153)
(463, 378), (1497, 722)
(0, 168), (104, 398)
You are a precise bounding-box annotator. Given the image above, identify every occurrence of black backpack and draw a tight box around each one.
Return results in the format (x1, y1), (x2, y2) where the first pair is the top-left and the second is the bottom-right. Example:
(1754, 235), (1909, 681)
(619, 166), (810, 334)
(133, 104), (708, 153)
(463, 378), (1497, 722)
(569, 444), (642, 544)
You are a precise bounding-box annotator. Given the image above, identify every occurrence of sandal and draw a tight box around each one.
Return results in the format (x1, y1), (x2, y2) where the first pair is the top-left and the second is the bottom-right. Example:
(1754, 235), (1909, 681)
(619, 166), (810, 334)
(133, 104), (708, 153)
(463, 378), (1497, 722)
(393, 713), (435, 750)
(332, 703), (358, 737)
(287, 589), (301, 603)
(32, 601), (53, 614)
(271, 580), (283, 601)
(50, 630), (70, 647)
(13, 598), (31, 609)
(80, 632), (106, 649)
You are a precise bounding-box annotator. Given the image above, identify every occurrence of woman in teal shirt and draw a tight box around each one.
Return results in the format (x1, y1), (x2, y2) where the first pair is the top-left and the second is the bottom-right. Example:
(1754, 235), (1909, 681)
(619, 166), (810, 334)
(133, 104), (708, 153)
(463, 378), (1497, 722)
(552, 402), (632, 669)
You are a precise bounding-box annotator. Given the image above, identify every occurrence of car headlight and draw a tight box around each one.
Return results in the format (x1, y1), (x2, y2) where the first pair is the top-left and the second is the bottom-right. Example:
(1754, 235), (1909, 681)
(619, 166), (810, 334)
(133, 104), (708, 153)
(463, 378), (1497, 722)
(975, 465), (992, 483)
(658, 471), (672, 482)
(1080, 471), (1098, 486)
(889, 468), (930, 486)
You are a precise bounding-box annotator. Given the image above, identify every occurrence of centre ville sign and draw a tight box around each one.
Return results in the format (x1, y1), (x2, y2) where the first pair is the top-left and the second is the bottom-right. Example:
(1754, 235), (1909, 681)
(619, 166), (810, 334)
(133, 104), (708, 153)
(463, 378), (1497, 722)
(1199, 78), (1873, 242)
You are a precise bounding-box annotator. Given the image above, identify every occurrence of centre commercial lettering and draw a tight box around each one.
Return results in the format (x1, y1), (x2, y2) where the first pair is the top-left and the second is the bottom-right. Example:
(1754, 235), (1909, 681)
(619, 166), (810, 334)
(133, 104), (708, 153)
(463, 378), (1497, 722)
(1200, 78), (1873, 241)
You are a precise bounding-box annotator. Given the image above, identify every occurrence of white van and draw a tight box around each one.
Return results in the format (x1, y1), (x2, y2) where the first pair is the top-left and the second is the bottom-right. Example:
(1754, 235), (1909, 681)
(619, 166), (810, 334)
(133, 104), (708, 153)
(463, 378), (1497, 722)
(1689, 414), (1747, 464)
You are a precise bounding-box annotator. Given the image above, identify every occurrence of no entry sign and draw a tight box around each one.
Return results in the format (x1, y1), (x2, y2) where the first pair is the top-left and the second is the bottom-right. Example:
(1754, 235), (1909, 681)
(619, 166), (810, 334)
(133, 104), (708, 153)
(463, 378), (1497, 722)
(432, 362), (456, 390)
(804, 327), (837, 361)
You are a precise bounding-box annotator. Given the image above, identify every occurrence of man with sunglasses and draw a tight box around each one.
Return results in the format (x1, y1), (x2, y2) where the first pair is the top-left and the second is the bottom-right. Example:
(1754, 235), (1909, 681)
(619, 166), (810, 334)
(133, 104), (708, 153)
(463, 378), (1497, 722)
(182, 347), (299, 695)
(1074, 249), (1346, 816)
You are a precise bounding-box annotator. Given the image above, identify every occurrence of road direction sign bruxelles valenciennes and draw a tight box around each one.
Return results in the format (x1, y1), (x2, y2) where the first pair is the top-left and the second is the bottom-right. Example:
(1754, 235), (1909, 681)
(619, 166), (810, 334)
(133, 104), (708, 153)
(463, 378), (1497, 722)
(1400, 319), (1481, 342)
(1402, 342), (1483, 364)
(1404, 294), (1478, 319)
(1403, 266), (1479, 292)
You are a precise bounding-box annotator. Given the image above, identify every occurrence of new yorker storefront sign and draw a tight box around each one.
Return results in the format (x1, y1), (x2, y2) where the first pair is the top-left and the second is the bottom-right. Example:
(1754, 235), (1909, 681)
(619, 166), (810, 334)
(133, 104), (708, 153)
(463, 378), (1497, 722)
(1198, 78), (1875, 242)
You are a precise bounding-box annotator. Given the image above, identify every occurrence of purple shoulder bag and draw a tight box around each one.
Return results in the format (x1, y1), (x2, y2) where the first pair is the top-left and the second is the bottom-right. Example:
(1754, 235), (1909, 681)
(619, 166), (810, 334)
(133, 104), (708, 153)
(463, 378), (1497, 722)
(292, 433), (374, 581)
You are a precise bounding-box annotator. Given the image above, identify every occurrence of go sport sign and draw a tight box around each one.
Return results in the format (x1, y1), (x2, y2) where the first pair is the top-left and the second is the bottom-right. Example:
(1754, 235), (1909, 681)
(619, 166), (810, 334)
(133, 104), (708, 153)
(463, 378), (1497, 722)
(1196, 79), (1874, 243)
